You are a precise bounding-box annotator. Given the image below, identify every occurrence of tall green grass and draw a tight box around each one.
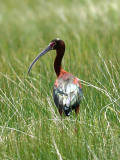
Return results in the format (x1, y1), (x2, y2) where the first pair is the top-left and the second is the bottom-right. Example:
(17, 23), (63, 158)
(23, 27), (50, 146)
(0, 0), (120, 159)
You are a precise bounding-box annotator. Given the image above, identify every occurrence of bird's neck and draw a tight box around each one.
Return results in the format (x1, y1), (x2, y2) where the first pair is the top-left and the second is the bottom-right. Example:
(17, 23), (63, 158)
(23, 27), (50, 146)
(54, 48), (67, 77)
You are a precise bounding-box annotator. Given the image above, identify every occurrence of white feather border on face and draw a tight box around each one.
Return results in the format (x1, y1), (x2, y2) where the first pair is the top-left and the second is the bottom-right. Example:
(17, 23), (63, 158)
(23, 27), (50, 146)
(56, 38), (60, 41)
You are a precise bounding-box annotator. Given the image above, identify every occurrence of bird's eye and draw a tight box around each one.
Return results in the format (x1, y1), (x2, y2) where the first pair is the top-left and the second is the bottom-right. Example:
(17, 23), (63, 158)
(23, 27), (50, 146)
(50, 41), (56, 49)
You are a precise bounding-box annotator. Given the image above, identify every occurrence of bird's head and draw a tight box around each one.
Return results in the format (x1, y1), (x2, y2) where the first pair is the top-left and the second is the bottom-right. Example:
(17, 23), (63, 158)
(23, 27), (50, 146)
(50, 38), (65, 50)
(28, 38), (65, 74)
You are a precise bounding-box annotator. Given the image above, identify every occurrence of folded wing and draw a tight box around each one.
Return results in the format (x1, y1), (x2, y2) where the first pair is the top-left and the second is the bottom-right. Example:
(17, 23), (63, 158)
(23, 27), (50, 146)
(53, 74), (83, 116)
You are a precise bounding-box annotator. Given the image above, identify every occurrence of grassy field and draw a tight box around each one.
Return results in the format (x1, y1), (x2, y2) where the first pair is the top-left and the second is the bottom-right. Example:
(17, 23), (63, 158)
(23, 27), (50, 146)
(0, 0), (120, 159)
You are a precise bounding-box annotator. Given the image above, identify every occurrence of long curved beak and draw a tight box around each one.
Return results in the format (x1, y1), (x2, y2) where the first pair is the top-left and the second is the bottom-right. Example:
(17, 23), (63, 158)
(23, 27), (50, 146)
(28, 44), (52, 74)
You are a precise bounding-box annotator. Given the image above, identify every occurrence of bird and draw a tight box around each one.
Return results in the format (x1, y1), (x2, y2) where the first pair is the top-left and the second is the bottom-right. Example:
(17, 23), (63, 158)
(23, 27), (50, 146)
(28, 38), (83, 131)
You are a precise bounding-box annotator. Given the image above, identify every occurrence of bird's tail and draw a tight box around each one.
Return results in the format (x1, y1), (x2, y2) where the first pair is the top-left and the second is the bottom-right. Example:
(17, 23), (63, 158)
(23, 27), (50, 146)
(64, 106), (72, 116)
